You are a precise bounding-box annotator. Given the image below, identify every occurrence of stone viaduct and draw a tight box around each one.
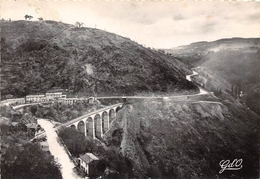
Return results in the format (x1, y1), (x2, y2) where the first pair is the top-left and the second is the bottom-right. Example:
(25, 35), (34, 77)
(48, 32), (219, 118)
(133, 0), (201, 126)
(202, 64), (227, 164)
(62, 103), (123, 139)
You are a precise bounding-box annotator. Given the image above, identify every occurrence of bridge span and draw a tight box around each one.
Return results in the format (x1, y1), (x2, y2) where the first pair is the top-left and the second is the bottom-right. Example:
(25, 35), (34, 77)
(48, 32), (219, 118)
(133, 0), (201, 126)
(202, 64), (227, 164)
(62, 103), (123, 139)
(33, 103), (123, 141)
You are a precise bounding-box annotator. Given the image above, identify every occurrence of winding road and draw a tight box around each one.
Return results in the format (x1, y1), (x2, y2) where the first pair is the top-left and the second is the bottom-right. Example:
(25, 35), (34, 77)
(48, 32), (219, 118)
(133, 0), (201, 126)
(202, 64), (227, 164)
(10, 68), (211, 112)
(186, 69), (208, 95)
(96, 69), (209, 100)
(15, 67), (216, 179)
(38, 119), (81, 179)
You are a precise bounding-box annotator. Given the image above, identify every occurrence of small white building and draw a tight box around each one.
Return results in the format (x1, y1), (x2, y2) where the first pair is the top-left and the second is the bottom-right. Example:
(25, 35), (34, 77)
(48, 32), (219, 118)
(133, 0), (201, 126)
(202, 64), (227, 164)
(45, 92), (63, 100)
(58, 98), (78, 105)
(39, 141), (49, 152)
(26, 95), (46, 103)
(88, 97), (96, 104)
(78, 153), (99, 176)
(6, 98), (25, 105)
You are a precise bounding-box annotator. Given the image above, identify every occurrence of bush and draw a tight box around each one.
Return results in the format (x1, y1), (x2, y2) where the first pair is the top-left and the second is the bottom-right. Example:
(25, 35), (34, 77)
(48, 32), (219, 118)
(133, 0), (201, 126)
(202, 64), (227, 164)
(1, 143), (62, 179)
(59, 127), (92, 157)
(147, 165), (161, 178)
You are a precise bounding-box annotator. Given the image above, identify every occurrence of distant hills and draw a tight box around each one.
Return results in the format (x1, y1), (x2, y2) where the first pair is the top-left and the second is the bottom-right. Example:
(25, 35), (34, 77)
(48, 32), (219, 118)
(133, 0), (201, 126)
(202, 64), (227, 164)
(165, 38), (260, 66)
(0, 20), (197, 98)
(165, 38), (260, 115)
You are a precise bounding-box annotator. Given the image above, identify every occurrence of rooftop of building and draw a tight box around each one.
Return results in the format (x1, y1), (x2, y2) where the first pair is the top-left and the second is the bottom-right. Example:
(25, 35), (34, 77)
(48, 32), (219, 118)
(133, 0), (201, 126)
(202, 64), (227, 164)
(79, 153), (99, 164)
(26, 123), (39, 129)
(26, 95), (45, 97)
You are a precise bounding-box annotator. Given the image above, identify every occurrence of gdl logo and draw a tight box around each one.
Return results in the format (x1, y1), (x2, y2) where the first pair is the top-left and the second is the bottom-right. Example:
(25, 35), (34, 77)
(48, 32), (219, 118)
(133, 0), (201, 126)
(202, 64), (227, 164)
(219, 159), (243, 174)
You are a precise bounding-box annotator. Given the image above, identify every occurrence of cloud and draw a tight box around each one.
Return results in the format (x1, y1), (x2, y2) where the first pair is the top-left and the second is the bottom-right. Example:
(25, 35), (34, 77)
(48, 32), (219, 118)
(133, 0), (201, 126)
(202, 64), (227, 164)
(1, 1), (259, 48)
(27, 1), (61, 21)
(173, 15), (185, 21)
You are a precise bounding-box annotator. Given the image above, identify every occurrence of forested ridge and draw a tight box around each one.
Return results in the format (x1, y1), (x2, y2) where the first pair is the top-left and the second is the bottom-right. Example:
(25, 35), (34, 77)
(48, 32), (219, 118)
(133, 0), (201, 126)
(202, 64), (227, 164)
(1, 20), (198, 98)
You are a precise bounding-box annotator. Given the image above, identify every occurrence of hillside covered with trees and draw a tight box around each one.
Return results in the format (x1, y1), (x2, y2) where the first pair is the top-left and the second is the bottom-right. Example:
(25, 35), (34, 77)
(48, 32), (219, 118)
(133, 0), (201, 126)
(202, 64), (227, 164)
(1, 20), (198, 98)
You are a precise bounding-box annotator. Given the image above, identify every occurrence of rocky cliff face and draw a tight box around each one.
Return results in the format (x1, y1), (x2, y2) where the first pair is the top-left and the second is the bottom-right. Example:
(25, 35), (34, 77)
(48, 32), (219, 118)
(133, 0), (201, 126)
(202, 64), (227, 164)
(105, 98), (259, 178)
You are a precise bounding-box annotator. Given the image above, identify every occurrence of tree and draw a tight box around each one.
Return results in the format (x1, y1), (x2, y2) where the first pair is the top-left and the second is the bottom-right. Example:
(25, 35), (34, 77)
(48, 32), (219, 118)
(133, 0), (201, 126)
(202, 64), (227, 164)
(75, 22), (84, 28)
(214, 87), (222, 96)
(2, 143), (62, 179)
(38, 17), (43, 21)
(147, 165), (161, 178)
(24, 14), (33, 20)
(30, 105), (38, 115)
(45, 107), (58, 120)
(76, 102), (85, 116)
(237, 85), (241, 99)
(233, 86), (237, 98)
(59, 127), (89, 157)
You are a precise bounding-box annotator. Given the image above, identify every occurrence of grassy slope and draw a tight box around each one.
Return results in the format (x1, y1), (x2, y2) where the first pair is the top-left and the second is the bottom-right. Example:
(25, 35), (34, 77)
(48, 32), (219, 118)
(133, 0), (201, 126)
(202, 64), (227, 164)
(105, 99), (259, 178)
(1, 20), (197, 98)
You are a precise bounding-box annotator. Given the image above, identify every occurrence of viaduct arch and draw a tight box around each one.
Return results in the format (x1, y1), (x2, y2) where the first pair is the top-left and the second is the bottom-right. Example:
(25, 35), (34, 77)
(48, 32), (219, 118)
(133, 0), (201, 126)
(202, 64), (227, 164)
(64, 103), (123, 139)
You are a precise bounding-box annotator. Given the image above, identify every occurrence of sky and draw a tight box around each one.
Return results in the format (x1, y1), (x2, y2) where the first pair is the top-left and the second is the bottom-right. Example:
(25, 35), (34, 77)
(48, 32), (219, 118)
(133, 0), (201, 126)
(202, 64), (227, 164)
(1, 0), (260, 48)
